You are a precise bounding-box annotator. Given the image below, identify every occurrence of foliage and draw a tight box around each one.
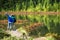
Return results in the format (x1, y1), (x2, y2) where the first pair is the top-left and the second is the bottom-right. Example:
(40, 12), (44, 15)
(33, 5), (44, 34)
(0, 14), (60, 39)
(0, 14), (2, 20)
(46, 36), (56, 40)
(0, 28), (10, 39)
(1, 14), (60, 35)
(0, 0), (60, 12)
(18, 15), (60, 36)
(1, 36), (33, 40)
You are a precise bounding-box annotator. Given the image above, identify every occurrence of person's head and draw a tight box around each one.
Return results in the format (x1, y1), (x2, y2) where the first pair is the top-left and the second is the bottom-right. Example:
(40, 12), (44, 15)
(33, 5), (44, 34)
(11, 14), (15, 16)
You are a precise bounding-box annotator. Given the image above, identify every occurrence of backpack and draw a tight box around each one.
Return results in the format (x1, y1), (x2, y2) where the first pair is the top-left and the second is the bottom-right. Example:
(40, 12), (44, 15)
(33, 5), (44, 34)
(12, 15), (16, 23)
(13, 18), (16, 23)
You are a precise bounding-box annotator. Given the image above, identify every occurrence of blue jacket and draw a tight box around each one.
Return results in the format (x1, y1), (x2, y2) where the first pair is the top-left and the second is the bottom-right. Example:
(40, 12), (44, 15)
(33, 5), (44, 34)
(6, 14), (14, 23)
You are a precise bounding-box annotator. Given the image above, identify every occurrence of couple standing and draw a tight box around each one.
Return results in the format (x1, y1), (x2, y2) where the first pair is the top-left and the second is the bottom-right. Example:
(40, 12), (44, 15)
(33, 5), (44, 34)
(6, 13), (16, 31)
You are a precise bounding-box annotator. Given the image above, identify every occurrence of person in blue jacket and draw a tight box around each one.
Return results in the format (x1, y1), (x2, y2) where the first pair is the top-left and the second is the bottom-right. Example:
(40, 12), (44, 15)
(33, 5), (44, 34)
(6, 13), (16, 30)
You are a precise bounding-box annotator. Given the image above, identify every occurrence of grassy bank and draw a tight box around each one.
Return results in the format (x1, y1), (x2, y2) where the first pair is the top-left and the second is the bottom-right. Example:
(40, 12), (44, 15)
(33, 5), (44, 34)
(0, 14), (60, 35)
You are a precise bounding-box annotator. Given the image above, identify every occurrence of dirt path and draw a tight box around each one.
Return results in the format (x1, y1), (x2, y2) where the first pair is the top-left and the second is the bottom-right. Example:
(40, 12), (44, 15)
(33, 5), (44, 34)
(6, 30), (23, 37)
(33, 37), (46, 40)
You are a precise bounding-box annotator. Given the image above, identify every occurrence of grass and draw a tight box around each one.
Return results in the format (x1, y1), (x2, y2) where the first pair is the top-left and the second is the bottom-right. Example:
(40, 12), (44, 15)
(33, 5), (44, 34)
(46, 36), (56, 40)
(0, 13), (60, 40)
(1, 14), (60, 34)
(0, 0), (60, 12)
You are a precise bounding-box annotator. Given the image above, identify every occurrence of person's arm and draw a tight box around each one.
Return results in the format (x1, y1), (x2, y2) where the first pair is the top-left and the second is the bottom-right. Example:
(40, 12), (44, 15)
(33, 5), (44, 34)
(5, 12), (9, 17)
